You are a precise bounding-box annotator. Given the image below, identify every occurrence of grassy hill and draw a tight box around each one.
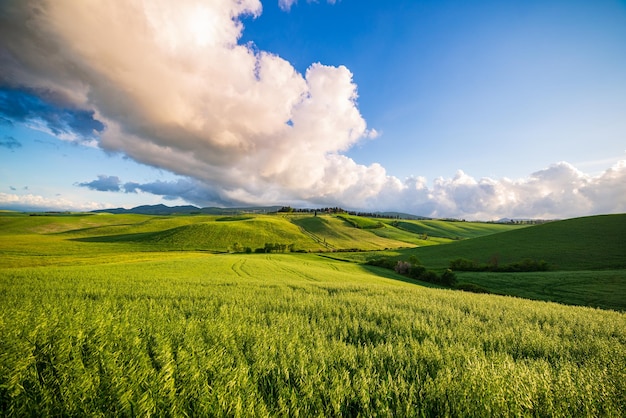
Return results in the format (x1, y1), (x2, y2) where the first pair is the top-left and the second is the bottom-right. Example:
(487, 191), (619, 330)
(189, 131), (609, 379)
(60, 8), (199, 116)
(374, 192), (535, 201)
(386, 218), (528, 240)
(336, 214), (626, 310)
(290, 215), (423, 250)
(399, 214), (626, 271)
(1, 211), (623, 310)
(71, 216), (321, 252)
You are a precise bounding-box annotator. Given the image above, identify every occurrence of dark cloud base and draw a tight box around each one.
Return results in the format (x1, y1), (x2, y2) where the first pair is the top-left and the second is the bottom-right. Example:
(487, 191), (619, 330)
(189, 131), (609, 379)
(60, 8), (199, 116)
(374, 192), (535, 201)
(0, 87), (104, 141)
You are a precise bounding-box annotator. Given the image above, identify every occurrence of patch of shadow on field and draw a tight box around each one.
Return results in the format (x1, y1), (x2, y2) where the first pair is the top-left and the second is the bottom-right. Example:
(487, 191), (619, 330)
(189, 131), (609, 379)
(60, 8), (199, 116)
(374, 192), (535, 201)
(216, 216), (253, 221)
(360, 265), (443, 289)
(69, 232), (156, 243)
(53, 223), (139, 236)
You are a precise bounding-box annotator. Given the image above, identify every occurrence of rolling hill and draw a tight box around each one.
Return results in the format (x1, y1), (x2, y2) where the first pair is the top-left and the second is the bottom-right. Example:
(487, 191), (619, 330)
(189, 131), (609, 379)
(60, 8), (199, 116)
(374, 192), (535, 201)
(1, 210), (624, 309)
(400, 214), (626, 271)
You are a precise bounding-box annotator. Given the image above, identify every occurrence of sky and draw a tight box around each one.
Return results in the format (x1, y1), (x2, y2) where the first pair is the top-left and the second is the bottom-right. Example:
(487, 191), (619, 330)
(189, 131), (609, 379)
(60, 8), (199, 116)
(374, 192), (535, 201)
(1, 0), (625, 220)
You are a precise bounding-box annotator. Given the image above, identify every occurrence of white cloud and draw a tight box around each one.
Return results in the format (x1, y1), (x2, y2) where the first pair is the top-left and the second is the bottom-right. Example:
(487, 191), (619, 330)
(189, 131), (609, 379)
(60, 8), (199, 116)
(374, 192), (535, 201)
(0, 192), (106, 212)
(388, 160), (626, 220)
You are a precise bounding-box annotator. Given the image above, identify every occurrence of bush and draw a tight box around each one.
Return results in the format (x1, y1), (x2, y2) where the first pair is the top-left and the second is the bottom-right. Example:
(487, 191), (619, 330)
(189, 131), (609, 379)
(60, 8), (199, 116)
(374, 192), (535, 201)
(449, 258), (481, 271)
(419, 270), (439, 283)
(408, 265), (426, 279)
(367, 258), (459, 288)
(366, 257), (396, 270)
(450, 258), (550, 272)
(440, 269), (457, 286)
(394, 261), (412, 275)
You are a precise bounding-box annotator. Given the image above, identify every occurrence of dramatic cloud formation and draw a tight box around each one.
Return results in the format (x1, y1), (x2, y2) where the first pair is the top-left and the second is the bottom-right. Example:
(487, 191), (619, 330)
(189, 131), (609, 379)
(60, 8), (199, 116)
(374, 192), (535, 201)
(0, 88), (104, 143)
(0, 0), (624, 219)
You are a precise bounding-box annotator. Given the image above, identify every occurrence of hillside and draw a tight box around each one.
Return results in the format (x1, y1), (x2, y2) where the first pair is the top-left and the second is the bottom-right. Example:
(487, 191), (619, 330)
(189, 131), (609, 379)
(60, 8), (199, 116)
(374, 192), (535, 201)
(386, 219), (528, 240)
(2, 211), (623, 310)
(400, 214), (626, 271)
(1, 212), (526, 260)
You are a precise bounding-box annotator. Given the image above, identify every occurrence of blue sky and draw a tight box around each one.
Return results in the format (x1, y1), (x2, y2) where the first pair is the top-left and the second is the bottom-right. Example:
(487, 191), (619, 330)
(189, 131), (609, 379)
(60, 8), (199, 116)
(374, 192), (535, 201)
(1, 0), (625, 219)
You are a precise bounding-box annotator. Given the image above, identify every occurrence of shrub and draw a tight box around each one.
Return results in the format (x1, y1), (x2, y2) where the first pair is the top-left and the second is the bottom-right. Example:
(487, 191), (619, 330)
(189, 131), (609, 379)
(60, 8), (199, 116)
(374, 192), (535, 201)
(419, 270), (439, 283)
(366, 257), (396, 270)
(440, 269), (457, 286)
(395, 261), (412, 275)
(408, 265), (426, 279)
(450, 258), (550, 272)
(449, 258), (481, 271)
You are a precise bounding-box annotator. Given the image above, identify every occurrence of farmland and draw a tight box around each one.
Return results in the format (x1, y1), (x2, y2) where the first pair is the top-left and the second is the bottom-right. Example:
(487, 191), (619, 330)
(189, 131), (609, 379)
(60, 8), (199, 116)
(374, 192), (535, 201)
(340, 213), (626, 310)
(1, 211), (625, 416)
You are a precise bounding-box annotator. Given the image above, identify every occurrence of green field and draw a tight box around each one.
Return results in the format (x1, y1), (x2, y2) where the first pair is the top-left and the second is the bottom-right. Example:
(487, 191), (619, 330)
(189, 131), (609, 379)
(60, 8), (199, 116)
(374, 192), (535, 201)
(339, 214), (626, 310)
(386, 218), (528, 240)
(2, 253), (625, 416)
(456, 270), (626, 311)
(399, 214), (626, 271)
(1, 212), (625, 415)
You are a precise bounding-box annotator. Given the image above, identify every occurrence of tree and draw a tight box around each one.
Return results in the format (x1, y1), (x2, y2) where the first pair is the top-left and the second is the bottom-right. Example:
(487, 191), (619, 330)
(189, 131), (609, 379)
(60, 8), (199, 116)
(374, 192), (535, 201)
(440, 269), (457, 286)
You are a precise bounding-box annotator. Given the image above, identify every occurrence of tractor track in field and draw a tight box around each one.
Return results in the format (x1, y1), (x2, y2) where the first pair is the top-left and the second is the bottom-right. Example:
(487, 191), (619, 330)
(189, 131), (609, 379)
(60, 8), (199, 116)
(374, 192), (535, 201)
(230, 258), (251, 278)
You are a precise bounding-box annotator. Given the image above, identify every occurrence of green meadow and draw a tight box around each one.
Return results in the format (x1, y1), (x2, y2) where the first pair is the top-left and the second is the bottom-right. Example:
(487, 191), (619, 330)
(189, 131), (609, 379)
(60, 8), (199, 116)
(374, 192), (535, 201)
(1, 211), (625, 416)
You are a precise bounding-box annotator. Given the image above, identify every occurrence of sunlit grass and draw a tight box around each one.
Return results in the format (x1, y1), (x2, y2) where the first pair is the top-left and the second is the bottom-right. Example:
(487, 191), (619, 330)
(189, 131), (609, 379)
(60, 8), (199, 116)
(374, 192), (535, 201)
(1, 254), (624, 416)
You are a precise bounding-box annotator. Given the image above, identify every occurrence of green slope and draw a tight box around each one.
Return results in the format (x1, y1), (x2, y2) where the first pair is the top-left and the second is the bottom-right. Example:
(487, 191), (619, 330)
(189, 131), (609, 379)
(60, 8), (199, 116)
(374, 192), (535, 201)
(290, 215), (415, 250)
(404, 214), (626, 271)
(387, 219), (528, 240)
(66, 216), (320, 252)
(456, 270), (626, 311)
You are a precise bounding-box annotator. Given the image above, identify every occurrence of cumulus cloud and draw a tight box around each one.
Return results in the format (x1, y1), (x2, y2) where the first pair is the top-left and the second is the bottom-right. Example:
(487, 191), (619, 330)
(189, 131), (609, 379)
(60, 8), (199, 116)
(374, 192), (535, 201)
(0, 88), (104, 143)
(0, 1), (378, 206)
(0, 1), (624, 219)
(389, 160), (626, 220)
(77, 175), (122, 192)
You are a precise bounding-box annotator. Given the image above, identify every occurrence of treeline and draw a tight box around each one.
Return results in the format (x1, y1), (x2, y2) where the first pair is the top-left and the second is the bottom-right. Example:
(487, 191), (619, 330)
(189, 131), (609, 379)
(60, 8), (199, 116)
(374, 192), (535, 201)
(278, 206), (348, 214)
(449, 258), (549, 272)
(278, 206), (402, 219)
(366, 258), (457, 287)
(230, 242), (300, 254)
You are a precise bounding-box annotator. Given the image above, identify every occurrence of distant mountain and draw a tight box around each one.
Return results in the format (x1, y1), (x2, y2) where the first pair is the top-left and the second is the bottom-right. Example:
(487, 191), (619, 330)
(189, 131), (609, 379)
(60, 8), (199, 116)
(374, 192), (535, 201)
(91, 204), (283, 215)
(92, 204), (197, 215)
